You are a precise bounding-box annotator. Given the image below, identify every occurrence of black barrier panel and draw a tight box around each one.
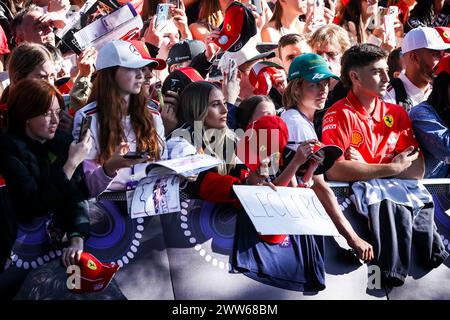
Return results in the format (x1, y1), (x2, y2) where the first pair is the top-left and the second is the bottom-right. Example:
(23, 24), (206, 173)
(1, 187), (450, 299)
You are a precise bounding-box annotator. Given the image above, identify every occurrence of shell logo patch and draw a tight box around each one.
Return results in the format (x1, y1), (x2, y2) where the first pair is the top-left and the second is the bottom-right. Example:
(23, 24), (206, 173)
(226, 23), (231, 31)
(87, 259), (97, 270)
(351, 131), (364, 147)
(384, 115), (394, 128)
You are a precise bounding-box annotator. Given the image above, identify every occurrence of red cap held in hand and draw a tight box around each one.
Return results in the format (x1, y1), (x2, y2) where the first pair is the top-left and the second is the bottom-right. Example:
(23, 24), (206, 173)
(214, 1), (257, 52)
(70, 252), (120, 293)
(249, 61), (284, 95)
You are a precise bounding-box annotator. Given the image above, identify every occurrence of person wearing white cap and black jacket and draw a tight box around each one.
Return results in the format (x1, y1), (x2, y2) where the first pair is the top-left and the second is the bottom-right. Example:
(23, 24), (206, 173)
(384, 26), (450, 112)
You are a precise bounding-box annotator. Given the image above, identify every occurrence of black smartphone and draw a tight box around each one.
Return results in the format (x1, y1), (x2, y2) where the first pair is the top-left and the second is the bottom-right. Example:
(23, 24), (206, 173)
(123, 151), (148, 159)
(256, 42), (278, 53)
(78, 116), (92, 143)
(54, 76), (71, 87)
(407, 148), (419, 157)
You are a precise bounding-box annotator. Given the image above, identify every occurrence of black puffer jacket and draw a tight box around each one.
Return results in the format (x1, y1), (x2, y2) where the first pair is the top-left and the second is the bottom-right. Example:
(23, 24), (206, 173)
(0, 130), (90, 268)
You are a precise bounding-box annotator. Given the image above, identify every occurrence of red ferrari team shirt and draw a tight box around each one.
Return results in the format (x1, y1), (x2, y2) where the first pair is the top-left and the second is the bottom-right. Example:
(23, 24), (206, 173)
(321, 90), (419, 164)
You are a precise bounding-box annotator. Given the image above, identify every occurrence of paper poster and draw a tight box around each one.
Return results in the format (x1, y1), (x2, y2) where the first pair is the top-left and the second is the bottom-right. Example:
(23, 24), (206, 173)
(233, 185), (339, 236)
(146, 154), (223, 178)
(130, 175), (180, 219)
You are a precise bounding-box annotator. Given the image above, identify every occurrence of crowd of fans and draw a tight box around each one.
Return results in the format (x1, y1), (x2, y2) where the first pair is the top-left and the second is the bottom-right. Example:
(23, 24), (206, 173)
(0, 0), (449, 297)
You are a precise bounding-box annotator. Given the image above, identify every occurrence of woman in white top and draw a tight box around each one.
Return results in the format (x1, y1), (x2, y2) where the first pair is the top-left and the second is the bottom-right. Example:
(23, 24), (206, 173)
(73, 40), (166, 196)
(281, 53), (374, 262)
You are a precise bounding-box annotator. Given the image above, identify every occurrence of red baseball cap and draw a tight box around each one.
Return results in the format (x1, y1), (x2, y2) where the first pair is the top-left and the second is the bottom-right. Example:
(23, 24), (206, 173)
(70, 252), (120, 293)
(0, 25), (9, 55)
(249, 61), (284, 95)
(237, 115), (289, 245)
(238, 115), (288, 173)
(436, 54), (450, 75)
(435, 27), (450, 44)
(214, 1), (257, 52)
(127, 40), (167, 70)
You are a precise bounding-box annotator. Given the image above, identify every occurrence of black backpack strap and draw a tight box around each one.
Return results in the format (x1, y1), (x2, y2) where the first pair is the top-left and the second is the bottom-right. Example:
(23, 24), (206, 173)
(389, 78), (414, 112)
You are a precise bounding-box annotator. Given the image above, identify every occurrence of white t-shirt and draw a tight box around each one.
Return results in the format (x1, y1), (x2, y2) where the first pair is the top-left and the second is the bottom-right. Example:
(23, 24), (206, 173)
(281, 108), (317, 151)
(383, 71), (431, 108)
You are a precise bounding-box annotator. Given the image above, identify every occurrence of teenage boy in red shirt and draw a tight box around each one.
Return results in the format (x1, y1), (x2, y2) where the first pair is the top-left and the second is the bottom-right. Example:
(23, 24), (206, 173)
(321, 43), (424, 181)
(320, 44), (450, 288)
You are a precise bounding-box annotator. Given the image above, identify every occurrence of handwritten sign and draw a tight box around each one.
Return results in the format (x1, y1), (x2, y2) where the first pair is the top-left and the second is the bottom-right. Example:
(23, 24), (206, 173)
(233, 186), (339, 236)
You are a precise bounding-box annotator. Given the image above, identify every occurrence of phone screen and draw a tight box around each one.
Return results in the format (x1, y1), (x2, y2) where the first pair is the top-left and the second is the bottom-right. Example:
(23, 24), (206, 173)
(252, 0), (263, 14)
(155, 4), (171, 29)
(314, 0), (324, 17)
(78, 116), (92, 143)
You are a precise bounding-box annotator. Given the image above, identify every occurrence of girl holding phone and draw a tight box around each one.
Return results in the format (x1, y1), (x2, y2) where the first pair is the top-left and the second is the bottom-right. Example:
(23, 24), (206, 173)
(0, 79), (92, 269)
(73, 40), (166, 196)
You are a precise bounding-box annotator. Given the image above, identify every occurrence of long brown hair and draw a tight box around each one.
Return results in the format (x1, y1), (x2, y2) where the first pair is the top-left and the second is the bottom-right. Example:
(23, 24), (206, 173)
(336, 0), (365, 44)
(179, 81), (236, 174)
(282, 78), (304, 108)
(198, 0), (223, 30)
(269, 0), (283, 30)
(7, 79), (64, 135)
(88, 67), (163, 164)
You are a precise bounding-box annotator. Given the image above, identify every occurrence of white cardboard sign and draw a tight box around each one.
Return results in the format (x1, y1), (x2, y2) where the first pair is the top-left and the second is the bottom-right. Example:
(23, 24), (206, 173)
(233, 185), (339, 236)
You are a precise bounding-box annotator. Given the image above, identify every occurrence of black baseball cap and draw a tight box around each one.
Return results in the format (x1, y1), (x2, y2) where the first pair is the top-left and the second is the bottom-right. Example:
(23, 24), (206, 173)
(166, 40), (206, 67)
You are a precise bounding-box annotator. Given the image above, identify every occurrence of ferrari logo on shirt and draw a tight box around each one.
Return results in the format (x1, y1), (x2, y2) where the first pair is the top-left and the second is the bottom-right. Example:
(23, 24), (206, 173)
(87, 260), (97, 270)
(351, 131), (364, 147)
(384, 115), (394, 128)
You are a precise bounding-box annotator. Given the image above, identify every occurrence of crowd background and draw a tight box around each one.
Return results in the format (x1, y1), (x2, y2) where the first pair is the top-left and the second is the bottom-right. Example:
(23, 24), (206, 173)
(0, 0), (449, 298)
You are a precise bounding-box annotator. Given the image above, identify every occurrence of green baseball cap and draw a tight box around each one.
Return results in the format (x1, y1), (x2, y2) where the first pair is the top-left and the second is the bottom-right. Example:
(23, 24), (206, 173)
(288, 53), (339, 82)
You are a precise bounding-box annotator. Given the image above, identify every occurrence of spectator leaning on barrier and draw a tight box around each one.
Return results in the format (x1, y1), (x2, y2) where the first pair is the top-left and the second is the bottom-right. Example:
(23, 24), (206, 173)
(322, 44), (424, 182)
(410, 54), (450, 178)
(0, 79), (92, 270)
(167, 81), (270, 202)
(384, 27), (450, 112)
(73, 40), (166, 197)
(279, 53), (373, 261)
(321, 44), (448, 286)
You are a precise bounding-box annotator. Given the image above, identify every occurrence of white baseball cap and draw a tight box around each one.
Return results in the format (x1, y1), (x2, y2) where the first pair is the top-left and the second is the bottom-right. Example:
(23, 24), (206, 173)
(218, 38), (275, 69)
(96, 40), (159, 71)
(401, 26), (450, 55)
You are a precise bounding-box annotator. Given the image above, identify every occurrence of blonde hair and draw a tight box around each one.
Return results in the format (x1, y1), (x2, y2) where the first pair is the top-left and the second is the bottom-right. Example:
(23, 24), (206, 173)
(180, 81), (237, 175)
(7, 42), (53, 85)
(1, 42), (53, 103)
(282, 78), (304, 108)
(308, 24), (352, 52)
